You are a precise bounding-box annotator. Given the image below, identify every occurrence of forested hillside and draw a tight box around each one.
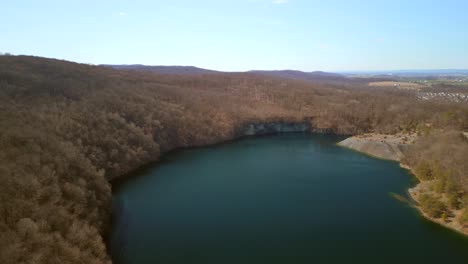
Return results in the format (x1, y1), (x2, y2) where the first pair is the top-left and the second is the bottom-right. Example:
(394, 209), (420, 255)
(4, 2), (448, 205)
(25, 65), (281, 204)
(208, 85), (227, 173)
(0, 56), (467, 264)
(102, 65), (221, 75)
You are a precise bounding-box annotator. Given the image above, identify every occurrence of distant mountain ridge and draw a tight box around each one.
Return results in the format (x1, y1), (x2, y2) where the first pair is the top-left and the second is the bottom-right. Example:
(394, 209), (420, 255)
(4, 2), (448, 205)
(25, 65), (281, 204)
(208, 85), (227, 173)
(248, 70), (345, 81)
(101, 65), (221, 75)
(343, 69), (468, 77)
(102, 65), (346, 81)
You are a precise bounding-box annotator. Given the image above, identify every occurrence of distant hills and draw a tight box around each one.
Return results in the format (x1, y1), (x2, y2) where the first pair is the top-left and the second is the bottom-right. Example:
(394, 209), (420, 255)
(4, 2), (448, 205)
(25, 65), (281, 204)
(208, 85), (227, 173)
(343, 69), (468, 77)
(248, 70), (345, 81)
(102, 65), (346, 82)
(102, 64), (468, 82)
(101, 65), (221, 75)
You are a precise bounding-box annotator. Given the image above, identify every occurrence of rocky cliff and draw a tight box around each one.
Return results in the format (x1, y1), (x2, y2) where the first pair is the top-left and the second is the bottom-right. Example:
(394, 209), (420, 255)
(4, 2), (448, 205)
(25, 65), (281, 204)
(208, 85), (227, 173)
(240, 122), (310, 136)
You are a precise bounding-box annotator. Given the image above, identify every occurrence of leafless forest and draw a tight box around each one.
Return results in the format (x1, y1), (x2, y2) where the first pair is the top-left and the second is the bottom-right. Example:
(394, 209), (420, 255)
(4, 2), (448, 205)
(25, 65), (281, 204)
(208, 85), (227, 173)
(0, 56), (467, 264)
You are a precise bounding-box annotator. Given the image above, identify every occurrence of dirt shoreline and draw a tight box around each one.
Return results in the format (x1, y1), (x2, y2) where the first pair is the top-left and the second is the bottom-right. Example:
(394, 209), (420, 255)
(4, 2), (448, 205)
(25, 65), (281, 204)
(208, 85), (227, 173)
(337, 133), (468, 236)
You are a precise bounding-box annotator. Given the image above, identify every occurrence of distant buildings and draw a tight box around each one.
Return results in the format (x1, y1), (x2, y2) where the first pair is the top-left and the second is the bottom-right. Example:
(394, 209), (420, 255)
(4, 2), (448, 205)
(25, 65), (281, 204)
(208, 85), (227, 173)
(417, 92), (468, 103)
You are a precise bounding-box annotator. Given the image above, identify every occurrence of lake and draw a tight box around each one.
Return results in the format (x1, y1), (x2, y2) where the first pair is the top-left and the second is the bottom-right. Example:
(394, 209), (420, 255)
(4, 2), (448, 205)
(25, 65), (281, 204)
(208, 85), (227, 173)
(111, 134), (468, 264)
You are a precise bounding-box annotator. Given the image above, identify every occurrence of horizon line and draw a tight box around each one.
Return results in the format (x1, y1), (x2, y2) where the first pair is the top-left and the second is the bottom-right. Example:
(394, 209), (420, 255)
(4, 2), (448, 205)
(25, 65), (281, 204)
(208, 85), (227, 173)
(3, 54), (468, 74)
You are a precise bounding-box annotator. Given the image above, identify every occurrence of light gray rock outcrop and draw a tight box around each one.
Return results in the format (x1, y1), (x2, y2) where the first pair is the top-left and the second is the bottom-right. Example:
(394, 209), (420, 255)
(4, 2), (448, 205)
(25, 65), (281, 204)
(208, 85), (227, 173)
(337, 136), (407, 161)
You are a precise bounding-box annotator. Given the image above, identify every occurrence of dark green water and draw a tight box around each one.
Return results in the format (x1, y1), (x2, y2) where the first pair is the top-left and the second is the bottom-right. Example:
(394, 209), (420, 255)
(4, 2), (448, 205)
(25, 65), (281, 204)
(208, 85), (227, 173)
(111, 134), (468, 264)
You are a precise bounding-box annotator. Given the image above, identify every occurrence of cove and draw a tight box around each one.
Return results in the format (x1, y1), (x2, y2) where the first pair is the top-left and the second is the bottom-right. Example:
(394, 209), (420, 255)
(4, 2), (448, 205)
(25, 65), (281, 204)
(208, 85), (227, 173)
(110, 134), (468, 264)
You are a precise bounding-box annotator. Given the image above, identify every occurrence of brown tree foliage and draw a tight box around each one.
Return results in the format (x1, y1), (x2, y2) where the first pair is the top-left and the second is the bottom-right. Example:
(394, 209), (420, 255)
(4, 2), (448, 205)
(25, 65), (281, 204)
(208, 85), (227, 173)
(0, 56), (467, 263)
(403, 130), (468, 219)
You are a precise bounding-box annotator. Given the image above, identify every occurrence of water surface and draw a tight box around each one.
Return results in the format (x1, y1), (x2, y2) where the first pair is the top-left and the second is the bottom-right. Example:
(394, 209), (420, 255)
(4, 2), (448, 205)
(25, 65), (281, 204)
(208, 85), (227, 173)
(111, 134), (468, 263)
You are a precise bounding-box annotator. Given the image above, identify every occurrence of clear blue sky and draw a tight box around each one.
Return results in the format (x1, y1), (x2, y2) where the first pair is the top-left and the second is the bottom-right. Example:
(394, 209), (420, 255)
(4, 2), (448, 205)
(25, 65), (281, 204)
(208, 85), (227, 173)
(2, 0), (468, 71)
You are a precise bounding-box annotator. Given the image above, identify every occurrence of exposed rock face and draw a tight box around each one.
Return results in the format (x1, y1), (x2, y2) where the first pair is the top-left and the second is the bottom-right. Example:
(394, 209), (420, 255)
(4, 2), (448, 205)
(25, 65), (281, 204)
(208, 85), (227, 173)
(240, 122), (310, 136)
(337, 134), (415, 161)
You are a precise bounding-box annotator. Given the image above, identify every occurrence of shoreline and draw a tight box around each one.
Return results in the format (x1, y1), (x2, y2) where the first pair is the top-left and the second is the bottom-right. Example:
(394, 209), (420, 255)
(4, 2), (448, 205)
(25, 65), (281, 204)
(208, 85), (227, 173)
(336, 133), (415, 162)
(110, 119), (339, 188)
(408, 183), (468, 236)
(337, 133), (468, 236)
(110, 130), (322, 190)
(109, 130), (467, 253)
(107, 129), (339, 250)
(109, 120), (322, 188)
